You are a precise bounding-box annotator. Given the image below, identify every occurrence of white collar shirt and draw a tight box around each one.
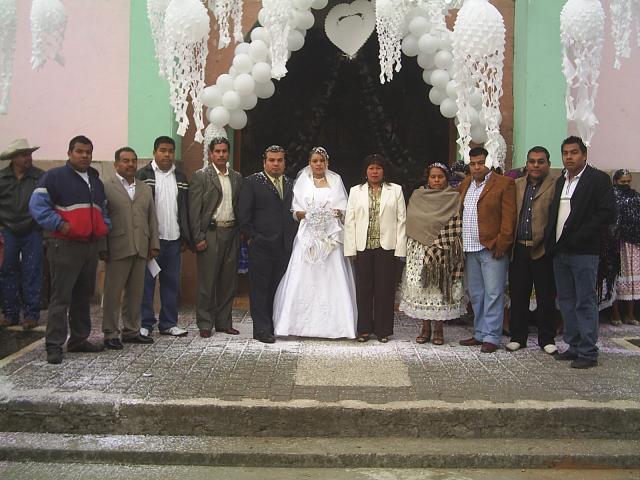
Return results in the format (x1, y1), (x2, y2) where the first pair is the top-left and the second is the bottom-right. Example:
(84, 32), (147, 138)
(212, 163), (234, 222)
(152, 160), (180, 241)
(116, 173), (136, 200)
(556, 163), (588, 242)
(462, 171), (491, 252)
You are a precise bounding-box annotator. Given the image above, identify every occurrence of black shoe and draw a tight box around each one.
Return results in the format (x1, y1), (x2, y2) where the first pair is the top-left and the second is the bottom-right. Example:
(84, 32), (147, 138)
(570, 358), (598, 369)
(555, 350), (578, 361)
(104, 338), (124, 350)
(122, 334), (154, 344)
(47, 350), (63, 364)
(253, 331), (275, 344)
(67, 340), (104, 353)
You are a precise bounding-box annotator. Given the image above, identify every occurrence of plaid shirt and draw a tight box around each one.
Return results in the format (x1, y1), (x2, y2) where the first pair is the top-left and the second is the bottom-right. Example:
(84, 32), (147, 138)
(462, 172), (491, 252)
(516, 179), (538, 241)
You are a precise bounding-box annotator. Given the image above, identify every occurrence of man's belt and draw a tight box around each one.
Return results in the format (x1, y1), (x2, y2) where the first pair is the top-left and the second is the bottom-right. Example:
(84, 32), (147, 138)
(209, 220), (236, 229)
(517, 240), (533, 247)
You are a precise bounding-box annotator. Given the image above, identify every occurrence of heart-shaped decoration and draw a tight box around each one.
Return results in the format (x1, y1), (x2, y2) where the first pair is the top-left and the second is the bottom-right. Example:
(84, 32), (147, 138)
(324, 0), (375, 58)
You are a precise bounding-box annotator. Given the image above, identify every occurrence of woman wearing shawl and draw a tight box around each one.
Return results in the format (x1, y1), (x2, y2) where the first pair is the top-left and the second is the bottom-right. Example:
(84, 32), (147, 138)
(400, 162), (466, 345)
(611, 169), (640, 326)
(273, 147), (357, 338)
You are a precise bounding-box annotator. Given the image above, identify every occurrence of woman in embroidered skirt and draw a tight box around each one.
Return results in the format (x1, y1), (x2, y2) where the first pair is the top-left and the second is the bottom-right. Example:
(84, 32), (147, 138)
(400, 162), (466, 345)
(611, 169), (640, 325)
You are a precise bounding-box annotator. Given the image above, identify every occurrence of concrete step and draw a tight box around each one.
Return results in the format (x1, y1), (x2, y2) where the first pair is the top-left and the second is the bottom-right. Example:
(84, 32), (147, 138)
(1, 433), (639, 469)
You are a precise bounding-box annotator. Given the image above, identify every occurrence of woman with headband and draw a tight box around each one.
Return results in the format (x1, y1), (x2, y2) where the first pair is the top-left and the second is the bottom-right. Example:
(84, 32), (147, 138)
(400, 162), (466, 345)
(273, 147), (357, 338)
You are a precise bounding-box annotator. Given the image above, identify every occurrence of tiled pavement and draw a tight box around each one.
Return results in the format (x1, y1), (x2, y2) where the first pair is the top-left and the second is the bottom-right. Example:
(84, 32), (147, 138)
(1, 307), (640, 405)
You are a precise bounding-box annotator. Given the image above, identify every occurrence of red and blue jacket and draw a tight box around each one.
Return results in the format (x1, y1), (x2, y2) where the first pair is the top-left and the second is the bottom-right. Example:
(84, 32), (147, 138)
(29, 162), (111, 241)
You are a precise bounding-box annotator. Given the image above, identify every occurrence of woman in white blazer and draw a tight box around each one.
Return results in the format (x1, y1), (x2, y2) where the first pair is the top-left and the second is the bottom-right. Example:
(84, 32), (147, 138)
(344, 154), (407, 342)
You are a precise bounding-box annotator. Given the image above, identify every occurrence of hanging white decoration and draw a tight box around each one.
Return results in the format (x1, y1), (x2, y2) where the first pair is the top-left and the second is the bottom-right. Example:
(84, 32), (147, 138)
(147, 0), (171, 78)
(493, 132), (507, 171)
(202, 122), (228, 166)
(610, 0), (640, 69)
(376, 0), (409, 83)
(261, 0), (294, 79)
(324, 0), (376, 58)
(30, 0), (67, 70)
(208, 0), (244, 49)
(163, 0), (210, 141)
(560, 0), (605, 145)
(0, 0), (16, 114)
(452, 0), (505, 166)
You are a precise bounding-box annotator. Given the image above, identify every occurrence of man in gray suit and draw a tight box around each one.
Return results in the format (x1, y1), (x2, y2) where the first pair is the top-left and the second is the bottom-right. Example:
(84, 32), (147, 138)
(101, 147), (160, 349)
(189, 137), (243, 338)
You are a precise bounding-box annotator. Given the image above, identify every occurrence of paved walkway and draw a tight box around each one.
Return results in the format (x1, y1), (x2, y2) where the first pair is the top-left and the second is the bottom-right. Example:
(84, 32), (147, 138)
(1, 308), (639, 405)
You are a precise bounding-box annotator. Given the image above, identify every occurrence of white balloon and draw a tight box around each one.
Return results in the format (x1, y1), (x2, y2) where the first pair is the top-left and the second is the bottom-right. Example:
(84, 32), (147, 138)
(311, 0), (328, 9)
(222, 90), (241, 110)
(417, 52), (435, 70)
(228, 109), (248, 130)
(293, 9), (315, 30)
(430, 69), (450, 90)
(287, 29), (305, 51)
(216, 73), (235, 92)
(469, 89), (483, 108)
(418, 33), (439, 55)
(293, 0), (313, 10)
(445, 80), (457, 99)
(406, 7), (429, 21)
(440, 98), (458, 118)
(467, 107), (480, 126)
(257, 8), (268, 26)
(252, 62), (272, 83)
(209, 106), (230, 127)
(429, 87), (447, 106)
(422, 68), (435, 85)
(408, 16), (430, 37)
(255, 80), (276, 99)
(233, 53), (254, 74)
(240, 92), (258, 110)
(233, 73), (256, 96)
(228, 66), (238, 77)
(202, 85), (222, 108)
(471, 125), (488, 143)
(235, 42), (251, 56)
(401, 35), (419, 57)
(439, 33), (453, 51)
(250, 27), (269, 44)
(434, 50), (453, 70)
(249, 40), (269, 63)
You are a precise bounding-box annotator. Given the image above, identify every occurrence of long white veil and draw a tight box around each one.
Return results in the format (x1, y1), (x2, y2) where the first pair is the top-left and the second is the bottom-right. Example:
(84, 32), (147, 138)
(292, 165), (348, 213)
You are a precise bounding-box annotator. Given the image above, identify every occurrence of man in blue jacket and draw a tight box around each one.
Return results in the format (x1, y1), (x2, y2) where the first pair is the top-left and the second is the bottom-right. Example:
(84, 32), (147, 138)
(29, 135), (110, 364)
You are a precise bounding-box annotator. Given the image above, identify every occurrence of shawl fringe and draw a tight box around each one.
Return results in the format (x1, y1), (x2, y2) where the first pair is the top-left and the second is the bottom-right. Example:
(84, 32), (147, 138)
(422, 214), (464, 303)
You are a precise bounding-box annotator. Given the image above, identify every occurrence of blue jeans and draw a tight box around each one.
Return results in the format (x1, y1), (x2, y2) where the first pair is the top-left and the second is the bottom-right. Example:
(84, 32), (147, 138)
(141, 239), (181, 332)
(553, 253), (599, 361)
(1, 229), (43, 323)
(465, 249), (508, 345)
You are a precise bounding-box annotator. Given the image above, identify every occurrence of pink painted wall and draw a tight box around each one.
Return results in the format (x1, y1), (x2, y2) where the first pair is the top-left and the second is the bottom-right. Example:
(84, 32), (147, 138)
(0, 0), (130, 161)
(589, 11), (640, 171)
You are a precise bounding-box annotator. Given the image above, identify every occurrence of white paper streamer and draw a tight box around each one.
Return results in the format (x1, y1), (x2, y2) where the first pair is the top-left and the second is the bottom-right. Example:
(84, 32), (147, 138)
(0, 0), (16, 114)
(147, 0), (171, 78)
(376, 0), (409, 83)
(208, 0), (244, 49)
(261, 0), (293, 79)
(610, 0), (640, 69)
(30, 0), (67, 70)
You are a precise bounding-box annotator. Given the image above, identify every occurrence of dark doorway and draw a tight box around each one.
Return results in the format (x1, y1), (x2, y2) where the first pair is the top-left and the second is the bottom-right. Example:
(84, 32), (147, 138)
(239, 25), (451, 190)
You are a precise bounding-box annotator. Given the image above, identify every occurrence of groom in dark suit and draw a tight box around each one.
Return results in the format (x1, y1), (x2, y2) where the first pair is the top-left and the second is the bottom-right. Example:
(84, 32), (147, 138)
(239, 145), (297, 343)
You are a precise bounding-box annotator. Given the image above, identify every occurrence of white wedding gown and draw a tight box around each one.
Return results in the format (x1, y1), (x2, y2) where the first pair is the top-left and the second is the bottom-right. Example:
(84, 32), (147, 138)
(273, 186), (357, 339)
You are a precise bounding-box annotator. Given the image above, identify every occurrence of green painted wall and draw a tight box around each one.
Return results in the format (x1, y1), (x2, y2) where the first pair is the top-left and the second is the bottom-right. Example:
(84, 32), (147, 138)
(128, 0), (181, 159)
(513, 0), (566, 168)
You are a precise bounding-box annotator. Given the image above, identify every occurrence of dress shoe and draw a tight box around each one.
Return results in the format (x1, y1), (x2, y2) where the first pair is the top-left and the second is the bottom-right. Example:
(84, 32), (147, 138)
(47, 350), (63, 364)
(67, 340), (104, 353)
(215, 327), (240, 335)
(505, 341), (522, 352)
(480, 342), (498, 353)
(542, 344), (558, 355)
(122, 334), (154, 344)
(555, 350), (578, 361)
(459, 337), (482, 346)
(160, 326), (188, 337)
(570, 358), (598, 369)
(104, 338), (124, 350)
(21, 319), (38, 330)
(199, 329), (212, 338)
(253, 332), (275, 344)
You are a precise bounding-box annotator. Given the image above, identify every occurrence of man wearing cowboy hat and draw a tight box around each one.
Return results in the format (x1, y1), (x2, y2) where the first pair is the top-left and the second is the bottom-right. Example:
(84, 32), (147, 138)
(0, 139), (45, 330)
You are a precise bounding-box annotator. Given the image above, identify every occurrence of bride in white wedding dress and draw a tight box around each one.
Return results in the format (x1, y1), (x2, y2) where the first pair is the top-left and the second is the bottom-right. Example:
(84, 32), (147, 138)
(273, 147), (357, 339)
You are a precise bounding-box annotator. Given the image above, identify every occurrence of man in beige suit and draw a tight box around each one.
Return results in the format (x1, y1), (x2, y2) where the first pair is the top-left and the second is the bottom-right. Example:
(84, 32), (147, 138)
(506, 146), (559, 354)
(189, 137), (243, 338)
(101, 147), (160, 349)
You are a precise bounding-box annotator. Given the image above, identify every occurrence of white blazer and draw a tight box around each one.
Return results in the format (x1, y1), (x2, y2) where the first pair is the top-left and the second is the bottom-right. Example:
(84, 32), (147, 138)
(344, 182), (407, 257)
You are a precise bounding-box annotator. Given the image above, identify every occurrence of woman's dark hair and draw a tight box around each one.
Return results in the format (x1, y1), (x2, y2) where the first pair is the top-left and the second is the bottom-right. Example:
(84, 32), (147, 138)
(613, 168), (631, 183)
(424, 161), (450, 181)
(361, 153), (389, 185)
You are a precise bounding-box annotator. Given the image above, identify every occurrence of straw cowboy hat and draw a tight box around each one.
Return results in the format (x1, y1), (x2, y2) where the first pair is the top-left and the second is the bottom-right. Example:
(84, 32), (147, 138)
(0, 138), (40, 160)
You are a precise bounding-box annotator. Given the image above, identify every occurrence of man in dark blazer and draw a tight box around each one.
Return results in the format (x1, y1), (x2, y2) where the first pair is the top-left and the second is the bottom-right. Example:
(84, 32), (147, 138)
(506, 146), (559, 354)
(189, 137), (243, 338)
(238, 145), (297, 343)
(101, 147), (159, 349)
(545, 136), (615, 369)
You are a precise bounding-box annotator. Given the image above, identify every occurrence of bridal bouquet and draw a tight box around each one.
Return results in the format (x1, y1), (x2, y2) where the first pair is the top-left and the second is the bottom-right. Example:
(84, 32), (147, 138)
(301, 200), (339, 264)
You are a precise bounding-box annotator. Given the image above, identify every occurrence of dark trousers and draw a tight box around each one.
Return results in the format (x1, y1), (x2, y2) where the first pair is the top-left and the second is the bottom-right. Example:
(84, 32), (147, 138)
(45, 238), (98, 353)
(509, 244), (557, 347)
(248, 240), (289, 336)
(141, 239), (181, 332)
(1, 229), (43, 322)
(354, 248), (396, 338)
(196, 227), (239, 331)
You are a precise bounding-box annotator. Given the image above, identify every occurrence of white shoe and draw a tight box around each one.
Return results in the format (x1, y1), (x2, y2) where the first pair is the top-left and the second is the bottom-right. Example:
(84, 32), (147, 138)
(140, 327), (150, 337)
(543, 344), (558, 355)
(160, 326), (188, 337)
(505, 341), (522, 351)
